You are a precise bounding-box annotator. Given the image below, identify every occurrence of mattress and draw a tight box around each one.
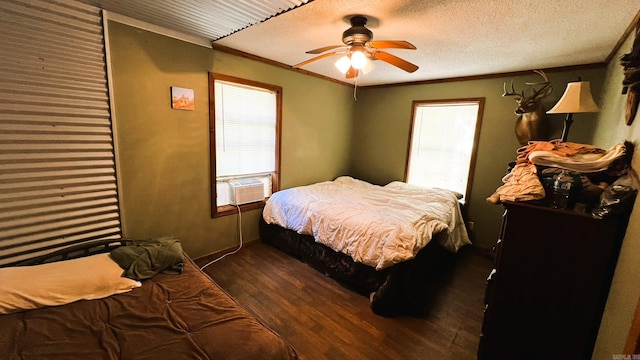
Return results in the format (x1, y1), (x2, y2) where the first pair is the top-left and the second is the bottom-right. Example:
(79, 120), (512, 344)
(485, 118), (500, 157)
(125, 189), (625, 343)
(263, 176), (471, 270)
(0, 253), (297, 359)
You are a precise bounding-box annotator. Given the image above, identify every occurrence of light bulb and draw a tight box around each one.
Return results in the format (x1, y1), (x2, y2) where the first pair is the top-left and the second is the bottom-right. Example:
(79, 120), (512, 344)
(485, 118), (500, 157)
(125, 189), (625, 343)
(351, 51), (367, 70)
(361, 56), (375, 74)
(334, 55), (351, 74)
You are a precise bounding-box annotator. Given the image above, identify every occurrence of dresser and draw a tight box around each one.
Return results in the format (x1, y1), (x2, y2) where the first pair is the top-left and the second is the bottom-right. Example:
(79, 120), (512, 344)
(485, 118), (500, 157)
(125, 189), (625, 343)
(478, 201), (628, 360)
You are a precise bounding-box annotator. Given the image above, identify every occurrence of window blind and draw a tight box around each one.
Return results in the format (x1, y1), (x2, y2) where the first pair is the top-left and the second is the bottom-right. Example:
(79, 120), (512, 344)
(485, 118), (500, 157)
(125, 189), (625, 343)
(214, 81), (276, 177)
(407, 101), (482, 201)
(0, 0), (121, 266)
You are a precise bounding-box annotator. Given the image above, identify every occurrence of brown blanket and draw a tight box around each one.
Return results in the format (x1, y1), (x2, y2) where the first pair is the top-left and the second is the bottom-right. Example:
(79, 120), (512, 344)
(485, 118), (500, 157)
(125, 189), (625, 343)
(0, 255), (297, 359)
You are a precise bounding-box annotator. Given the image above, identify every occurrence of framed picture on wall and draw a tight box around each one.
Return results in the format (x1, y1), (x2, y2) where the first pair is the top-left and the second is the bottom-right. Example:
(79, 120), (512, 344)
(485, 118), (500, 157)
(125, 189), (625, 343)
(171, 87), (195, 111)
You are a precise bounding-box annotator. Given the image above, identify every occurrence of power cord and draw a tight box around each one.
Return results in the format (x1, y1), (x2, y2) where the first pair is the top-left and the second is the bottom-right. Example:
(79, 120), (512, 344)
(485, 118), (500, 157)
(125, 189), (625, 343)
(199, 204), (243, 271)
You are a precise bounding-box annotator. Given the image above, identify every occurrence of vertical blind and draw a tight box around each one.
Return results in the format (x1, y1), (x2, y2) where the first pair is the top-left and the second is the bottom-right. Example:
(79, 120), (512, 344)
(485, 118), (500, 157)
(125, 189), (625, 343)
(0, 0), (121, 265)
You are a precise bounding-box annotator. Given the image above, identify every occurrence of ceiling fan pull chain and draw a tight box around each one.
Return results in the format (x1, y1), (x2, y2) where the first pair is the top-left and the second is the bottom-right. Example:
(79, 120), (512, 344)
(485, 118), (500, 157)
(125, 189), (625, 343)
(353, 76), (358, 101)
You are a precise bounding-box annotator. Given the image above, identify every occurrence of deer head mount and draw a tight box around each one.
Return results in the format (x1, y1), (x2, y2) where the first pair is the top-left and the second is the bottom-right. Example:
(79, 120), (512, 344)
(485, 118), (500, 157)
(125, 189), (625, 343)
(503, 70), (553, 145)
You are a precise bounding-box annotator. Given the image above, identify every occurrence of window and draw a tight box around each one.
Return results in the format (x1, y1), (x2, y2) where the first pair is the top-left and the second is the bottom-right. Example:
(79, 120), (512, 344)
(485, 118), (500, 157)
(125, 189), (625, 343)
(209, 73), (281, 217)
(406, 98), (484, 202)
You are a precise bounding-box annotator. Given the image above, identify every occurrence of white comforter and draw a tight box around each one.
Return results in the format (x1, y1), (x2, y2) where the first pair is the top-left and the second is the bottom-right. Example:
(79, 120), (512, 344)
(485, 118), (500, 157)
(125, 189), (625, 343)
(262, 176), (471, 270)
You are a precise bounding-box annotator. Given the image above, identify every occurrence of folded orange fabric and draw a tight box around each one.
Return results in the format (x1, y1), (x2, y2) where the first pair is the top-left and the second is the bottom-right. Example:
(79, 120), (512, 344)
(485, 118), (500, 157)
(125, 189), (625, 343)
(529, 143), (625, 173)
(489, 141), (624, 205)
(494, 163), (546, 202)
(516, 140), (605, 165)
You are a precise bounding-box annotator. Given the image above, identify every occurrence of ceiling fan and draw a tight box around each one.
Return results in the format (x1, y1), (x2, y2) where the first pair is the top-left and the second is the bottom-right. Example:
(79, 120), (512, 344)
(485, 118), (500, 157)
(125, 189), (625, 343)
(292, 15), (419, 79)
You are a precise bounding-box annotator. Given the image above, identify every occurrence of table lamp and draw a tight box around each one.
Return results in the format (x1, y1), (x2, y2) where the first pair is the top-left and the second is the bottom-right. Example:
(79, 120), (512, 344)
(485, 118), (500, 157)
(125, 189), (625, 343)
(547, 80), (600, 142)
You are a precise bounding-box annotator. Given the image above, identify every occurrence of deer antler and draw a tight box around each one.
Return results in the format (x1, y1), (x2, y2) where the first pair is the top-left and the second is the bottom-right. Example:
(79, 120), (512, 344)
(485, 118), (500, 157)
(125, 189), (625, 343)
(526, 70), (548, 84)
(502, 79), (523, 102)
(525, 70), (552, 101)
(503, 70), (553, 105)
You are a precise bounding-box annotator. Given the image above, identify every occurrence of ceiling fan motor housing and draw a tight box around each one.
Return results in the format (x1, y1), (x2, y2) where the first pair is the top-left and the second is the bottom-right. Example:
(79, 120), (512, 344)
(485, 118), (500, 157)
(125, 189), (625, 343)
(342, 15), (372, 45)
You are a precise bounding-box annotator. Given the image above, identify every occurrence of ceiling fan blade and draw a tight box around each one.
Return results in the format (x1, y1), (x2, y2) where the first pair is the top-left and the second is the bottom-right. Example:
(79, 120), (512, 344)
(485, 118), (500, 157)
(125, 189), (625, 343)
(306, 45), (346, 54)
(292, 51), (340, 69)
(368, 40), (416, 50)
(371, 51), (419, 73)
(346, 66), (359, 79)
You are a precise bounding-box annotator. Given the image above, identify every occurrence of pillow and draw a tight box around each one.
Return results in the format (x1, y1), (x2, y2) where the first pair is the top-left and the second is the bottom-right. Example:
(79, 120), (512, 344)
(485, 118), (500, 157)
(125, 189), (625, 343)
(435, 188), (464, 200)
(385, 181), (464, 199)
(0, 253), (142, 314)
(333, 176), (374, 188)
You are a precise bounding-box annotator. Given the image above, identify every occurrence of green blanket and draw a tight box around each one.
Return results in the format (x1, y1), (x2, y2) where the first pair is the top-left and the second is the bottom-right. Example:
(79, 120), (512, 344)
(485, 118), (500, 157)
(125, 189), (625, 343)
(110, 236), (184, 280)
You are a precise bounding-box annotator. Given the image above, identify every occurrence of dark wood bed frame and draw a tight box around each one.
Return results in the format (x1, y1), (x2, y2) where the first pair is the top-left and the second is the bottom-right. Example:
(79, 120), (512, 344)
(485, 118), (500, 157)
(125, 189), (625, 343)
(259, 217), (457, 316)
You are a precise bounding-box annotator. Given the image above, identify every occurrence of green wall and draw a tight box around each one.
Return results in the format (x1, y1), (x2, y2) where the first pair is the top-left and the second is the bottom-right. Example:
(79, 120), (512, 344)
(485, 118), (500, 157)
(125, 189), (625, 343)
(350, 69), (604, 248)
(108, 21), (353, 258)
(591, 32), (640, 359)
(108, 19), (639, 358)
(349, 57), (638, 357)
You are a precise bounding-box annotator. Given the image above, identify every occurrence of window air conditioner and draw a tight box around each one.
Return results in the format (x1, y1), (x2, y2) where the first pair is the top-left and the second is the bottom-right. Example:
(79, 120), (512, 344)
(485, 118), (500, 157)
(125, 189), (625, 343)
(229, 180), (264, 205)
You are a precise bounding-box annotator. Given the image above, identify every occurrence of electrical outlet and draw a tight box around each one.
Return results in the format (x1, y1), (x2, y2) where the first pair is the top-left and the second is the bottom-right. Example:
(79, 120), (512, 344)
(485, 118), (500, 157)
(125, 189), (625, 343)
(467, 221), (474, 230)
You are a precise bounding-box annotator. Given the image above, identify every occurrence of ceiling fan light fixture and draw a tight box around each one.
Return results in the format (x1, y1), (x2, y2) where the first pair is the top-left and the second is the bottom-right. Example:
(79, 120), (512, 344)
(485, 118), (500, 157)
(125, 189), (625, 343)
(298, 15), (418, 79)
(361, 56), (375, 74)
(335, 55), (351, 74)
(350, 50), (367, 70)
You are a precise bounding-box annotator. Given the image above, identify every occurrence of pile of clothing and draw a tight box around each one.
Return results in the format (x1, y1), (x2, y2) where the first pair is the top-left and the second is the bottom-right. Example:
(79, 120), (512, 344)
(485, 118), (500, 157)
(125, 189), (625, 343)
(110, 235), (184, 281)
(487, 140), (634, 212)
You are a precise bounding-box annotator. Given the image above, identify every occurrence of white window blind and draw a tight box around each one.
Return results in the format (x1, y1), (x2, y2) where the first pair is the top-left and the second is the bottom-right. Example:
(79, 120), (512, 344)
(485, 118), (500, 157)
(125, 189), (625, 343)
(407, 100), (483, 202)
(214, 80), (277, 207)
(215, 81), (276, 177)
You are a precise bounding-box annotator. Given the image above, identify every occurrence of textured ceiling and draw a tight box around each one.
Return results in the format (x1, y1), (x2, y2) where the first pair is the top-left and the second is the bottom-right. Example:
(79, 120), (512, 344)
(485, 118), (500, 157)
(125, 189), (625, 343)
(79, 0), (640, 86)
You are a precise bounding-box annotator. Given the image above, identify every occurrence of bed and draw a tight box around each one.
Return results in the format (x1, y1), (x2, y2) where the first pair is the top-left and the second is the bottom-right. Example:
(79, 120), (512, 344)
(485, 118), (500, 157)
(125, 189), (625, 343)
(260, 176), (471, 315)
(0, 239), (298, 359)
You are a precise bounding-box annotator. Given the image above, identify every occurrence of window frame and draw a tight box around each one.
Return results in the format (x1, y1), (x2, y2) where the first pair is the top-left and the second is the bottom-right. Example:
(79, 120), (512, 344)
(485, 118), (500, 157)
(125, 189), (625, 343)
(208, 73), (282, 217)
(404, 97), (485, 203)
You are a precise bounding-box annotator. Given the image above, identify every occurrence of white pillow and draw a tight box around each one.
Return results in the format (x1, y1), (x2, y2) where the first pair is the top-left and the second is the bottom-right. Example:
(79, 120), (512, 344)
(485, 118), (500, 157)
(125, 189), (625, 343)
(385, 181), (464, 199)
(0, 253), (141, 314)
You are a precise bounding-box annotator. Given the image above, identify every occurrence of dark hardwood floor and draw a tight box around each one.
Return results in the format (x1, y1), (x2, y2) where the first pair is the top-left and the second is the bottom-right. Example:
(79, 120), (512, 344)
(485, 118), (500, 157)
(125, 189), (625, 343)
(195, 241), (494, 360)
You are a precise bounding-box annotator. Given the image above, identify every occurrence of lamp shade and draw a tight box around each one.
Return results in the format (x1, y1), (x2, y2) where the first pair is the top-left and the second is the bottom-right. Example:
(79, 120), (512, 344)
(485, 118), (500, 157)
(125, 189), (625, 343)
(547, 81), (600, 114)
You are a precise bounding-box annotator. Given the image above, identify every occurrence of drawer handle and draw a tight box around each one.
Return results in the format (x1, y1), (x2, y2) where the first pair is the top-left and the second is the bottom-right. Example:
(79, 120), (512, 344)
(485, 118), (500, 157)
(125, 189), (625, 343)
(491, 239), (502, 253)
(487, 268), (497, 281)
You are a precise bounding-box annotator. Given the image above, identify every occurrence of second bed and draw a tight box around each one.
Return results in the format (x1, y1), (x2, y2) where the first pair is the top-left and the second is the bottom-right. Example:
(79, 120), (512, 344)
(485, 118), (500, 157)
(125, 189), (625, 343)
(260, 176), (471, 315)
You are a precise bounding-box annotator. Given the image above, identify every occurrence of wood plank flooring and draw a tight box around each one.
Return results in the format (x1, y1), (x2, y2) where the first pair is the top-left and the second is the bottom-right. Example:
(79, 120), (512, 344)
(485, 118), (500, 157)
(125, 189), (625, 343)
(195, 241), (494, 360)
